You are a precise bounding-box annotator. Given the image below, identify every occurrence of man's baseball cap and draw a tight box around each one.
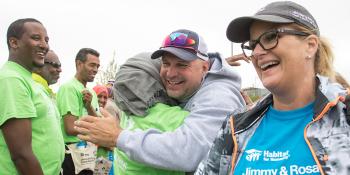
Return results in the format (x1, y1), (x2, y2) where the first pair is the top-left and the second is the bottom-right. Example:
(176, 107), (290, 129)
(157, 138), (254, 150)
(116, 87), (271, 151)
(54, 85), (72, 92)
(151, 29), (209, 61)
(226, 1), (319, 43)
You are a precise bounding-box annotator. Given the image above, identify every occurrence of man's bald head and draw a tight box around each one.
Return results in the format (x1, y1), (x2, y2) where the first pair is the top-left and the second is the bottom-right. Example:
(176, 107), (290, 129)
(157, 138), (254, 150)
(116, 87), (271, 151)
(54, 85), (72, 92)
(33, 50), (62, 85)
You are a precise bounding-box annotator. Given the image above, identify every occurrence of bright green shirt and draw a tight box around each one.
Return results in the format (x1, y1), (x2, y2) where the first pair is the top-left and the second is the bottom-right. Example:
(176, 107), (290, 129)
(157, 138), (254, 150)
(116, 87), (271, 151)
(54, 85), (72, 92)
(56, 77), (99, 143)
(0, 61), (65, 175)
(114, 103), (189, 175)
(32, 73), (62, 131)
(32, 73), (55, 99)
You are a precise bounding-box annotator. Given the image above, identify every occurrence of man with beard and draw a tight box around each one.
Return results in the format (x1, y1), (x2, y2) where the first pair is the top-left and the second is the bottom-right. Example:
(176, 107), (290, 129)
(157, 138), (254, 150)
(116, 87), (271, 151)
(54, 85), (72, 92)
(57, 48), (100, 175)
(0, 18), (64, 175)
(32, 50), (62, 99)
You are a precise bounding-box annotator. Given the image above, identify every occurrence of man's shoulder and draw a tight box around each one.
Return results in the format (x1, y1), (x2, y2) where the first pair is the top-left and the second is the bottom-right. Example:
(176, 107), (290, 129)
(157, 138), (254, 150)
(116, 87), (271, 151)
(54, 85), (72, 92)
(58, 78), (82, 91)
(0, 65), (24, 80)
(0, 68), (33, 92)
(206, 58), (241, 86)
(201, 69), (241, 94)
(184, 82), (244, 111)
(184, 76), (244, 110)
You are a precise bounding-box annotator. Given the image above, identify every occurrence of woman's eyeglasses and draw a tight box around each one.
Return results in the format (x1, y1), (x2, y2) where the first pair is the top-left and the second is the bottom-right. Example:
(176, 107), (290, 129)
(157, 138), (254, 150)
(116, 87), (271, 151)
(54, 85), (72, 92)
(241, 29), (310, 58)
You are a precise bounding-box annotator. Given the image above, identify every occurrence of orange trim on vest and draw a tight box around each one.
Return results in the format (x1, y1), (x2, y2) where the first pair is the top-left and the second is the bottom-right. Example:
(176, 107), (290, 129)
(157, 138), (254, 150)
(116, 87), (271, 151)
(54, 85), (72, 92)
(229, 116), (238, 175)
(303, 96), (343, 175)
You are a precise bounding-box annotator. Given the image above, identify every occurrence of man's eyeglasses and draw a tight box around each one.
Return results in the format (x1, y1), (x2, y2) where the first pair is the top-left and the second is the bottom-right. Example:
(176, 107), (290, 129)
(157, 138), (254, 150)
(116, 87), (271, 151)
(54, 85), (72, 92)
(44, 61), (61, 68)
(241, 29), (310, 58)
(161, 32), (208, 57)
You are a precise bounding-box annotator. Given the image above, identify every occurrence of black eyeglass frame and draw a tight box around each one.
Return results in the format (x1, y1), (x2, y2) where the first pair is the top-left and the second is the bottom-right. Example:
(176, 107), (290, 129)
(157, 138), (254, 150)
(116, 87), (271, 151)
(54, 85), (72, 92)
(44, 61), (61, 68)
(241, 29), (311, 58)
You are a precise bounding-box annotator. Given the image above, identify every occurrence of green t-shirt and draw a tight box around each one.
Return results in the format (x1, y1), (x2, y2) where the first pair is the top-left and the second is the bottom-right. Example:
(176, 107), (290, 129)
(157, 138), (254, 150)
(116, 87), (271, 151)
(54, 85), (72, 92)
(114, 103), (189, 175)
(56, 77), (99, 143)
(32, 73), (60, 122)
(0, 61), (65, 175)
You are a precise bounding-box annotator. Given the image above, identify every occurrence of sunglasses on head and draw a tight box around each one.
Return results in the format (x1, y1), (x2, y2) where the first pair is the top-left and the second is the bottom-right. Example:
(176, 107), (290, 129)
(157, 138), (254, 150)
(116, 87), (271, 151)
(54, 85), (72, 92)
(44, 61), (61, 68)
(161, 32), (207, 57)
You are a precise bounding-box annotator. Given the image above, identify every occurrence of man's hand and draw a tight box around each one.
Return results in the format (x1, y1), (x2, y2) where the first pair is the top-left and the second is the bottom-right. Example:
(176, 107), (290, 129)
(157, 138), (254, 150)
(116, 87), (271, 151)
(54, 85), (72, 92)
(74, 108), (122, 148)
(226, 53), (251, 66)
(82, 89), (92, 109)
(82, 89), (98, 116)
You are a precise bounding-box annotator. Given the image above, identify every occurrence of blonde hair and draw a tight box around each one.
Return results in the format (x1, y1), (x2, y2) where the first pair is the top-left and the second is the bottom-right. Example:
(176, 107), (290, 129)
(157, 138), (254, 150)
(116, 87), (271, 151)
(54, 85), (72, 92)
(335, 72), (350, 89)
(316, 37), (335, 81)
(292, 24), (336, 81)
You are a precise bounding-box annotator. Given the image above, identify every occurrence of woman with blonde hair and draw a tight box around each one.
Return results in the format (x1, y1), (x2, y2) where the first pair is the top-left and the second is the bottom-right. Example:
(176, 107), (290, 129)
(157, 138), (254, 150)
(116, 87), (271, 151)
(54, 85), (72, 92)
(196, 1), (350, 175)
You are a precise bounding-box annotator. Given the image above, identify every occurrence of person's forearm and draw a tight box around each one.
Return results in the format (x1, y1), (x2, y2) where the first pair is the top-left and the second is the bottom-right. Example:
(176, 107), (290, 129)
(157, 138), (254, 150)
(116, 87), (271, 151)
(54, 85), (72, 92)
(117, 128), (208, 171)
(64, 115), (80, 136)
(12, 152), (44, 175)
(2, 118), (45, 175)
(65, 126), (79, 136)
(86, 105), (98, 117)
(65, 122), (80, 136)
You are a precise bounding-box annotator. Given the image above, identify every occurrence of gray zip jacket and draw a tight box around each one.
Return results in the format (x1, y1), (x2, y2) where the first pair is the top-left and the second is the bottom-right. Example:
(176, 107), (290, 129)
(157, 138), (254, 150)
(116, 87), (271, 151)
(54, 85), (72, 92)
(195, 75), (350, 175)
(116, 55), (245, 172)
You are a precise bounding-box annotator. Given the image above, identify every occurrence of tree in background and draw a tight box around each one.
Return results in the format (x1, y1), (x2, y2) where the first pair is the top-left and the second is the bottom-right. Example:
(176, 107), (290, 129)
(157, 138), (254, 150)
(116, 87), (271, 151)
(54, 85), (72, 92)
(96, 51), (118, 85)
(242, 87), (269, 103)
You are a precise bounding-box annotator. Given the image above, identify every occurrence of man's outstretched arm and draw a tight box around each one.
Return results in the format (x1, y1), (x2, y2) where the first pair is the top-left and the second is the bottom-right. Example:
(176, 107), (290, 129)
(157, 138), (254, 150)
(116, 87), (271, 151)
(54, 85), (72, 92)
(76, 83), (244, 171)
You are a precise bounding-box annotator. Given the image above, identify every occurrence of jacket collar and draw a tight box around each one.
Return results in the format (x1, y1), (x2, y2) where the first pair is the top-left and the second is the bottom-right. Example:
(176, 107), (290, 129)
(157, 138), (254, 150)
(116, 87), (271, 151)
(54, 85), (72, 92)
(234, 94), (272, 133)
(313, 77), (329, 118)
(234, 76), (330, 132)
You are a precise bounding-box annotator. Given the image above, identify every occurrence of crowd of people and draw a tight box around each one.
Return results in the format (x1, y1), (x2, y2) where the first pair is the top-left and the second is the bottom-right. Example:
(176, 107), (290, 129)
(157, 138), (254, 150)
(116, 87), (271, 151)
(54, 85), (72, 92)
(0, 1), (349, 175)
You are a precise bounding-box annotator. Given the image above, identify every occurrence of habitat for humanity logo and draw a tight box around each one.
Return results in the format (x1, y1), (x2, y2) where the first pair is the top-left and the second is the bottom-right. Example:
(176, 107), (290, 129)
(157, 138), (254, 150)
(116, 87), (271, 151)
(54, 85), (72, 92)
(245, 149), (262, 161)
(245, 149), (290, 162)
(263, 150), (290, 161)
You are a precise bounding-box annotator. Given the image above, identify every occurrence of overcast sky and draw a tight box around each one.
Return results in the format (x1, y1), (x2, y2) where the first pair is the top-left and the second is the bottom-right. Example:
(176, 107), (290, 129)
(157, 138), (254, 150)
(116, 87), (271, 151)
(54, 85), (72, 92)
(1, 0), (349, 89)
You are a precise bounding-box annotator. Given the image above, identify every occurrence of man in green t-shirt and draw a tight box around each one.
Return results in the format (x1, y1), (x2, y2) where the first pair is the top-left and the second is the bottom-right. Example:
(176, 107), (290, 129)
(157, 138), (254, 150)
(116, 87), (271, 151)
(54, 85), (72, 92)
(32, 50), (62, 99)
(0, 18), (64, 175)
(112, 52), (189, 175)
(57, 48), (100, 175)
(32, 49), (62, 124)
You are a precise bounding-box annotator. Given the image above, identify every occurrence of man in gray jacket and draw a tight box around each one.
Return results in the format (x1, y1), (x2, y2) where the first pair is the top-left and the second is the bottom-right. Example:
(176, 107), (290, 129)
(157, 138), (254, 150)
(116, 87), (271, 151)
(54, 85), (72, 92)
(75, 29), (245, 173)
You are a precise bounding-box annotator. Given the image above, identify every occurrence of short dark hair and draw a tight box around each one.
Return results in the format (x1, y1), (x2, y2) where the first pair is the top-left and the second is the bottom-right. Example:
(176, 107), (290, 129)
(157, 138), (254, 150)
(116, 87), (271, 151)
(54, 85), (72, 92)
(7, 18), (42, 49)
(75, 48), (100, 62)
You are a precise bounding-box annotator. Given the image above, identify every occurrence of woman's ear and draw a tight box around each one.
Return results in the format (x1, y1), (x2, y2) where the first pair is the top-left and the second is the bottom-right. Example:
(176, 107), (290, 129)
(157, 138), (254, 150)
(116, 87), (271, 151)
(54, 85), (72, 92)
(305, 34), (319, 58)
